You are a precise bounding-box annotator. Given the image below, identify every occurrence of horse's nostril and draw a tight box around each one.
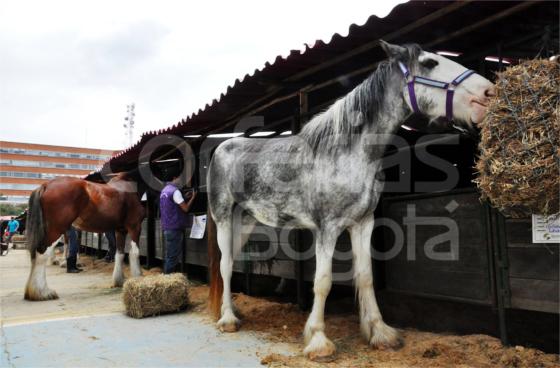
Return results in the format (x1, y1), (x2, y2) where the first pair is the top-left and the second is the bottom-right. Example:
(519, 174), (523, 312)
(485, 86), (497, 97)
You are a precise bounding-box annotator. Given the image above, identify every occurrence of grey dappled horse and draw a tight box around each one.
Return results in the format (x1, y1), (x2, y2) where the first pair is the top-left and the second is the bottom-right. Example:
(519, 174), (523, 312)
(207, 41), (495, 360)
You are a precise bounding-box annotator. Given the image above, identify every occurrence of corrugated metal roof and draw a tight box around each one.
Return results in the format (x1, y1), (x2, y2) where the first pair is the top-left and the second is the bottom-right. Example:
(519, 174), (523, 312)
(98, 0), (558, 174)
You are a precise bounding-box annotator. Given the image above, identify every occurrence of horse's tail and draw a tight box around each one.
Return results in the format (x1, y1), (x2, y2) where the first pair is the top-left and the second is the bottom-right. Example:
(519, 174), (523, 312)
(26, 185), (46, 260)
(207, 205), (223, 320)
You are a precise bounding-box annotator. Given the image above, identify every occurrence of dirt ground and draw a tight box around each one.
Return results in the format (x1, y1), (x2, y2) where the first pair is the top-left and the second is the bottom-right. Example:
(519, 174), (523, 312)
(74, 254), (560, 368)
(3, 250), (557, 367)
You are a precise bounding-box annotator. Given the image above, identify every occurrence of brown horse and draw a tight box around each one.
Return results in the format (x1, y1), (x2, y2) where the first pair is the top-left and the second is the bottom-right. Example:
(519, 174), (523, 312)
(24, 173), (145, 301)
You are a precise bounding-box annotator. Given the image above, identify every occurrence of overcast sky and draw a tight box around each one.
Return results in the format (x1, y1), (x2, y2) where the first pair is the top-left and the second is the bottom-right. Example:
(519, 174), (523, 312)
(0, 0), (405, 151)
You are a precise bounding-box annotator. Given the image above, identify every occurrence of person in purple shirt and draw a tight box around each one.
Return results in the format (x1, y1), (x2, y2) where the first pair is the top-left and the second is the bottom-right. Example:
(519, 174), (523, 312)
(160, 175), (197, 274)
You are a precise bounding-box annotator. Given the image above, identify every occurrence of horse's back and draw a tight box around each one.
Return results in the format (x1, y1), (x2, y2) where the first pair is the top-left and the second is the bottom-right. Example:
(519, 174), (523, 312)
(42, 177), (89, 203)
(208, 137), (312, 226)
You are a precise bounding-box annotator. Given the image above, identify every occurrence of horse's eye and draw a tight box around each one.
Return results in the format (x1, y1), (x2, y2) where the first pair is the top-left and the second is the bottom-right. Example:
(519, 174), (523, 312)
(421, 59), (439, 69)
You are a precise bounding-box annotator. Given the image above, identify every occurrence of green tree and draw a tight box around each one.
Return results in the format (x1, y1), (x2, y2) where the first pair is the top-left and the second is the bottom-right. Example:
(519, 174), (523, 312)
(0, 203), (27, 217)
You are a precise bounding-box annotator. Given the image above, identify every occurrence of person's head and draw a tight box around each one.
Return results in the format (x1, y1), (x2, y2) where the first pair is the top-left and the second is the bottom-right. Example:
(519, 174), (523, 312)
(11, 217), (15, 220)
(170, 174), (181, 185)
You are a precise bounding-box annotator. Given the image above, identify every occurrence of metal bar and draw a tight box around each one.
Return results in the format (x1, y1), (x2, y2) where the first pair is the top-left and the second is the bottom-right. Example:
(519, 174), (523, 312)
(483, 203), (499, 309)
(460, 26), (559, 64)
(382, 187), (478, 203)
(490, 208), (510, 346)
(424, 1), (539, 49)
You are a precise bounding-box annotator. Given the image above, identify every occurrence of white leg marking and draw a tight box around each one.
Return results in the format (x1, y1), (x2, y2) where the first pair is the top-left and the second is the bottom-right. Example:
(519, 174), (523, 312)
(59, 241), (68, 268)
(25, 251), (58, 300)
(216, 221), (240, 332)
(303, 232), (337, 361)
(45, 244), (56, 266)
(112, 250), (125, 287)
(350, 215), (401, 349)
(129, 241), (142, 278)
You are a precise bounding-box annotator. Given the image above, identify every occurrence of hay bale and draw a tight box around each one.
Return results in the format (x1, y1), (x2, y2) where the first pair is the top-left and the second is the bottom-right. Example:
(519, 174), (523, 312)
(123, 273), (190, 318)
(475, 59), (560, 218)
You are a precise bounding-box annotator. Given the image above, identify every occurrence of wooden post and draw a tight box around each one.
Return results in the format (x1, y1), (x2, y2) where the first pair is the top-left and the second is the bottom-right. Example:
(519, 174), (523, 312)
(146, 190), (156, 268)
(294, 89), (309, 310)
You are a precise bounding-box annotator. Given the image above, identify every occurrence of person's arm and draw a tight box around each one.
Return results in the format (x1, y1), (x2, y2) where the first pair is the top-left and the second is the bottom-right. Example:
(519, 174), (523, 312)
(14, 221), (19, 232)
(179, 191), (197, 213)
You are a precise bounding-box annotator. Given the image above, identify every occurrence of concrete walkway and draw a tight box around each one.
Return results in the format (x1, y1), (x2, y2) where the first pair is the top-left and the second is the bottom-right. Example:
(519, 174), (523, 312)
(1, 250), (296, 367)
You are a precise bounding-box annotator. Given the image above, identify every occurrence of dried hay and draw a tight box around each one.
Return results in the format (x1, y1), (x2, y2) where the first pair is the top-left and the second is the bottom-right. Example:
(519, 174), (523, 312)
(123, 273), (190, 318)
(475, 58), (560, 218)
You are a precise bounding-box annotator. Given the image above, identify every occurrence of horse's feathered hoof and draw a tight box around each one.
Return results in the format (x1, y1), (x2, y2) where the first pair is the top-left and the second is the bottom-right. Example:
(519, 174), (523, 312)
(372, 338), (404, 351)
(111, 281), (125, 288)
(24, 288), (59, 301)
(303, 332), (336, 362)
(217, 314), (241, 332)
(369, 324), (403, 350)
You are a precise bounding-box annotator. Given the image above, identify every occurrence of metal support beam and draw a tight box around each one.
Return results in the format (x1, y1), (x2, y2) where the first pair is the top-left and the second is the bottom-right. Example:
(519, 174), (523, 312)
(489, 207), (511, 346)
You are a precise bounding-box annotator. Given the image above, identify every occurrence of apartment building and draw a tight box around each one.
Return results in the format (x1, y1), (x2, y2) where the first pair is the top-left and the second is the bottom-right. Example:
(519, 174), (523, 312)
(0, 140), (118, 204)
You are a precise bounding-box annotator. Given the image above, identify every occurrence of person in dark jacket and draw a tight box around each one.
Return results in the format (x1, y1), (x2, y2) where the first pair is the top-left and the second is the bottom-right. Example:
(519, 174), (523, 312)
(103, 230), (116, 262)
(159, 176), (196, 274)
(66, 227), (82, 273)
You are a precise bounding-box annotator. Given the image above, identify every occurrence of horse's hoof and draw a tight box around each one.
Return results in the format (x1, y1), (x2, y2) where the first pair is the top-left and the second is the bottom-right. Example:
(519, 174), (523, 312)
(45, 289), (59, 300)
(372, 338), (404, 351)
(369, 325), (403, 350)
(303, 333), (336, 362)
(217, 317), (240, 332)
(112, 276), (125, 288)
(24, 288), (59, 301)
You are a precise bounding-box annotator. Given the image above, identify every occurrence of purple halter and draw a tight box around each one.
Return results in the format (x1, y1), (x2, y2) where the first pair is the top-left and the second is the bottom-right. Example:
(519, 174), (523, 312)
(398, 61), (476, 121)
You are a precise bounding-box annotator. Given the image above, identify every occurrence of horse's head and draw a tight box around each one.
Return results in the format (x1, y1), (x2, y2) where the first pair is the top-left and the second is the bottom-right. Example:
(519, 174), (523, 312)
(380, 40), (495, 132)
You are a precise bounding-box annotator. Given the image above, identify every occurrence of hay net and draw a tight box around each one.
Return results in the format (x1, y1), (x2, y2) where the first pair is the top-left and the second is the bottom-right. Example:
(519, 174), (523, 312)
(475, 58), (559, 218)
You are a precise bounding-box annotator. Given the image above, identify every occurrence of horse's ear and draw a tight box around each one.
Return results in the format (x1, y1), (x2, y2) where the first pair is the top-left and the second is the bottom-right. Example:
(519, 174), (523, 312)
(379, 40), (407, 60)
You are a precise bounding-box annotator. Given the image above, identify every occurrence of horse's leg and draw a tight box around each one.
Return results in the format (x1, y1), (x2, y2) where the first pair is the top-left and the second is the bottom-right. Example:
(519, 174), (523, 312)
(349, 215), (401, 349)
(215, 217), (238, 331)
(59, 234), (68, 268)
(112, 231), (126, 287)
(303, 229), (338, 360)
(215, 214), (256, 331)
(46, 242), (56, 266)
(127, 224), (142, 278)
(24, 228), (61, 301)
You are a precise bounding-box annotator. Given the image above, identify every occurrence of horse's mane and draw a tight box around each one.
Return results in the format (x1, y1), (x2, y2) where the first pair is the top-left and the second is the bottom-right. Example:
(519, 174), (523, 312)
(108, 172), (134, 183)
(298, 43), (422, 156)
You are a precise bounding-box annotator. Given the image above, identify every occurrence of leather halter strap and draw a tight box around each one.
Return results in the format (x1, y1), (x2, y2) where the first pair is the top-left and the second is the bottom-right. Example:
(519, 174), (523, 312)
(398, 61), (475, 121)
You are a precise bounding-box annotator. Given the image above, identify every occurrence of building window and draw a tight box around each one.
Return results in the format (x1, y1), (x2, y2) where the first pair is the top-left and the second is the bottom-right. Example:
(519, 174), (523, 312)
(0, 183), (40, 190)
(0, 147), (111, 161)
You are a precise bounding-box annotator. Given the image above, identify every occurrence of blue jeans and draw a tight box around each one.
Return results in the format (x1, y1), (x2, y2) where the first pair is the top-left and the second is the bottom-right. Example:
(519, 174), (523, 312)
(66, 227), (79, 258)
(163, 230), (184, 274)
